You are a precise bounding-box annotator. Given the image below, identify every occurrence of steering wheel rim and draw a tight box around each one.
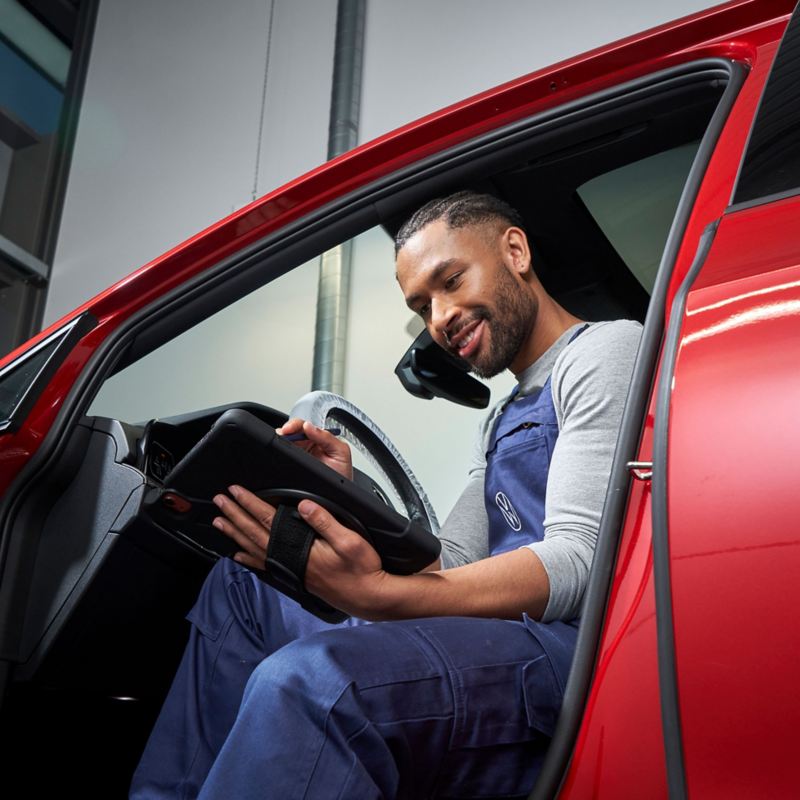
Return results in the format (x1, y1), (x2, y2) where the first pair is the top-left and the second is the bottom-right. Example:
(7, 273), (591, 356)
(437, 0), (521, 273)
(289, 391), (440, 536)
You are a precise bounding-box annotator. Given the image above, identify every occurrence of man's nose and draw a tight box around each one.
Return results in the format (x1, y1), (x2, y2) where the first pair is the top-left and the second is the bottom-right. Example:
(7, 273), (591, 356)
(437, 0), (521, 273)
(430, 297), (459, 342)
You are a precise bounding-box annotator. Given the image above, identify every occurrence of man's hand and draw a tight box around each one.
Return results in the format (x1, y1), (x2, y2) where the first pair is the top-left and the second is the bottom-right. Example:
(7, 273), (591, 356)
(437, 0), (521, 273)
(213, 486), (274, 569)
(294, 499), (388, 618)
(213, 485), (389, 618)
(277, 418), (353, 480)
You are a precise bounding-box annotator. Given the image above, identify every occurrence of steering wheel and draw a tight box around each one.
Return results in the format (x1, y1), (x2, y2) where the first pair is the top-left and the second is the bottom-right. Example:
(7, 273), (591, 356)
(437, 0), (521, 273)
(289, 392), (440, 537)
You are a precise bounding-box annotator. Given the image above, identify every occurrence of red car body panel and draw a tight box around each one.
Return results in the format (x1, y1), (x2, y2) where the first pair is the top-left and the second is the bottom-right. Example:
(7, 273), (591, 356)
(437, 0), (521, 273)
(1, 1), (798, 796)
(559, 475), (668, 798)
(669, 196), (800, 798)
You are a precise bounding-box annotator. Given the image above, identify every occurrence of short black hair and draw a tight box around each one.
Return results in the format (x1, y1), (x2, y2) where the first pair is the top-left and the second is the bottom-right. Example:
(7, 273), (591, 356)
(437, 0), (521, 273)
(394, 190), (526, 255)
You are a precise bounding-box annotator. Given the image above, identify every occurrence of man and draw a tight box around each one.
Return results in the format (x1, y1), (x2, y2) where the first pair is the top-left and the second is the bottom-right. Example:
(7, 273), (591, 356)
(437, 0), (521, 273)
(131, 191), (641, 799)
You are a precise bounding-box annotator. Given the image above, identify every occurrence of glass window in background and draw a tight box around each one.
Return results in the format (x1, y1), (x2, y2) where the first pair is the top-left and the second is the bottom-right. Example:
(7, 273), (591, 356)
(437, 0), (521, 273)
(0, 0), (94, 358)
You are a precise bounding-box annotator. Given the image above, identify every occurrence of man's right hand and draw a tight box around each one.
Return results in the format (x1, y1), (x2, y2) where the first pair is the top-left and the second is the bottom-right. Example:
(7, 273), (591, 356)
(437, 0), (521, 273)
(276, 418), (353, 481)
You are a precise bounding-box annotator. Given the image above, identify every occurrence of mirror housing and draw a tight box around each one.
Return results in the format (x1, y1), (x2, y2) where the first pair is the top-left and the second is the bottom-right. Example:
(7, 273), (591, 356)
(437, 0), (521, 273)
(394, 329), (490, 409)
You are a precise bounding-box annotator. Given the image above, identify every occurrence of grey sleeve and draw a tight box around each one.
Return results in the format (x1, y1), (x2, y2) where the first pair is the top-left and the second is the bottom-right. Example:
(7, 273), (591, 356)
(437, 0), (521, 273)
(437, 415), (494, 569)
(528, 320), (641, 622)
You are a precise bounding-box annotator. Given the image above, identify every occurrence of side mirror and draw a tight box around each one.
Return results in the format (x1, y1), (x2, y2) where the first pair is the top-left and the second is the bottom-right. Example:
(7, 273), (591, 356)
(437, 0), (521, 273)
(394, 329), (490, 409)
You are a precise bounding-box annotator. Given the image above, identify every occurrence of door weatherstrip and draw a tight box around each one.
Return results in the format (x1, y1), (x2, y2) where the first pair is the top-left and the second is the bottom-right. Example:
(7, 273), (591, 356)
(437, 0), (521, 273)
(652, 220), (719, 800)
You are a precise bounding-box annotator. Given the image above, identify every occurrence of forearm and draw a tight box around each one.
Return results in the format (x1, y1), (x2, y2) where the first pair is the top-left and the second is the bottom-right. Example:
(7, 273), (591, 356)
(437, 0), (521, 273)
(357, 548), (550, 622)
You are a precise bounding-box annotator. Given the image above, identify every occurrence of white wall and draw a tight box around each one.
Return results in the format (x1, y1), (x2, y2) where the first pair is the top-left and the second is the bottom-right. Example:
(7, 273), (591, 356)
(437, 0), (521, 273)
(51, 0), (717, 518)
(44, 0), (335, 326)
(359, 0), (717, 141)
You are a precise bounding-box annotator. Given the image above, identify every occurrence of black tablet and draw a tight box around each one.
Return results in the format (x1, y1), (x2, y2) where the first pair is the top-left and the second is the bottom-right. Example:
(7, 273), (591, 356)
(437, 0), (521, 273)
(143, 407), (441, 576)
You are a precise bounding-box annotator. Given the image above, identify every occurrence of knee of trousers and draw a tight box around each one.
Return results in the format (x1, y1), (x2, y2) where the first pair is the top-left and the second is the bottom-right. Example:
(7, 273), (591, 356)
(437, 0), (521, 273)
(244, 630), (357, 713)
(242, 623), (447, 725)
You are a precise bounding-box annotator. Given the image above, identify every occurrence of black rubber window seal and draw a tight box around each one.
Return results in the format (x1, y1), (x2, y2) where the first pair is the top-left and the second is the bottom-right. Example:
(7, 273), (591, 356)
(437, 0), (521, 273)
(650, 220), (718, 800)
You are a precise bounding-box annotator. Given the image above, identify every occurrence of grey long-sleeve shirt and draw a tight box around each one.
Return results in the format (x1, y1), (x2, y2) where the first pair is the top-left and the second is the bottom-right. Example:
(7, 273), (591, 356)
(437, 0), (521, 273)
(437, 319), (642, 622)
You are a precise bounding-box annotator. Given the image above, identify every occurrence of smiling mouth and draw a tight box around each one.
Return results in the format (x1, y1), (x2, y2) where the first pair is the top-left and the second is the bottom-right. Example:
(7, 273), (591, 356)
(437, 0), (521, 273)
(449, 319), (485, 360)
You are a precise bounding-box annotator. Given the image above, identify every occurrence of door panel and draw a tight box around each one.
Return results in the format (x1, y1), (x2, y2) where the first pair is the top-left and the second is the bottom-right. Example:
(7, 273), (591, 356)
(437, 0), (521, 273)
(666, 4), (800, 793)
(668, 196), (800, 797)
(559, 478), (668, 799)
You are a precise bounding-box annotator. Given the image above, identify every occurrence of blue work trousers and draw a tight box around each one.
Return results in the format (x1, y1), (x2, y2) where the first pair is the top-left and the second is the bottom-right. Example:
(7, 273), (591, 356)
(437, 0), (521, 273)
(131, 558), (575, 799)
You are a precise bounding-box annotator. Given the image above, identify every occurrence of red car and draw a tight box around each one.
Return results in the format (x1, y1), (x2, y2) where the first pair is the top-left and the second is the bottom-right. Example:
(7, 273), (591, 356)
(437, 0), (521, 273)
(1, 0), (798, 796)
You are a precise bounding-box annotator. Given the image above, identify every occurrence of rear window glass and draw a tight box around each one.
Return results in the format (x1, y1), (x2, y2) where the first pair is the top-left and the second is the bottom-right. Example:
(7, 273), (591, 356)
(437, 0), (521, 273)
(0, 338), (59, 428)
(734, 9), (800, 206)
(577, 141), (699, 293)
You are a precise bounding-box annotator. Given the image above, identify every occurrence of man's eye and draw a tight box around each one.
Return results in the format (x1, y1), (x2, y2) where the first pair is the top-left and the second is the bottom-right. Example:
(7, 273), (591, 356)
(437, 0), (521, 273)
(417, 303), (430, 317)
(444, 273), (461, 290)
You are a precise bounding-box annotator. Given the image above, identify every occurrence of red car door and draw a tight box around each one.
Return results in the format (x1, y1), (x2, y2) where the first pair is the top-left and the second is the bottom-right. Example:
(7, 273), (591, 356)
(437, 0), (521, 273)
(659, 7), (800, 798)
(549, 4), (799, 798)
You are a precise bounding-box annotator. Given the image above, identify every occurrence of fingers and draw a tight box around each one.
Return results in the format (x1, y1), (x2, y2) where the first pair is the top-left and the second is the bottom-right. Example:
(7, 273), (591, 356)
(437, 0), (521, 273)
(297, 501), (384, 602)
(212, 510), (263, 559)
(298, 500), (357, 554)
(276, 418), (304, 437)
(299, 421), (347, 456)
(228, 485), (276, 528)
(212, 486), (275, 558)
(279, 418), (339, 450)
(277, 419), (352, 480)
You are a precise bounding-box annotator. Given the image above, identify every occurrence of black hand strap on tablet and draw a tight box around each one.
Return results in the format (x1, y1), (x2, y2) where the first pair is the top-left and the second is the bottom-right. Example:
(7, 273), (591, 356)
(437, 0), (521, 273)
(263, 504), (349, 624)
(267, 505), (315, 585)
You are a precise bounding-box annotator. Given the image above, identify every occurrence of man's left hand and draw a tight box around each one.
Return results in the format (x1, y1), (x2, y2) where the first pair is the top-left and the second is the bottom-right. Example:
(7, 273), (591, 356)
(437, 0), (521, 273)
(213, 485), (389, 619)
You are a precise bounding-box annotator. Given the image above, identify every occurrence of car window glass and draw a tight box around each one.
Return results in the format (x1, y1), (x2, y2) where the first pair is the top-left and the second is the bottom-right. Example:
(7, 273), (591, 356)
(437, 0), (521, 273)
(86, 137), (713, 518)
(89, 258), (320, 423)
(88, 225), (514, 518)
(0, 336), (59, 425)
(86, 126), (704, 520)
(577, 141), (700, 292)
(734, 8), (800, 206)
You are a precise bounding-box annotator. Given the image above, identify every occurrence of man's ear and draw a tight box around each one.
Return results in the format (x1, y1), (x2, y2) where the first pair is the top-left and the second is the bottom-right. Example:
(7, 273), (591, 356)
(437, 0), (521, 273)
(503, 226), (532, 276)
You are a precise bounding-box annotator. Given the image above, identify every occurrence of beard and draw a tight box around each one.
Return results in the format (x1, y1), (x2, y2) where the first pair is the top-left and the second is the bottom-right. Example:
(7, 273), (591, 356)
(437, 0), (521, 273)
(466, 266), (538, 379)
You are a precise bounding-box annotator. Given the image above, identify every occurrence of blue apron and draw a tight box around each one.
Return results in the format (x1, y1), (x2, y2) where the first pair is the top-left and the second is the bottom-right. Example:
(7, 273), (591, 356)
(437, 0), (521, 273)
(485, 378), (557, 557)
(483, 327), (587, 689)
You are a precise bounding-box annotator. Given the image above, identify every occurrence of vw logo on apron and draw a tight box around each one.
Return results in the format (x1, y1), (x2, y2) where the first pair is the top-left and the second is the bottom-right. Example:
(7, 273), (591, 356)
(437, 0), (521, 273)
(495, 491), (522, 531)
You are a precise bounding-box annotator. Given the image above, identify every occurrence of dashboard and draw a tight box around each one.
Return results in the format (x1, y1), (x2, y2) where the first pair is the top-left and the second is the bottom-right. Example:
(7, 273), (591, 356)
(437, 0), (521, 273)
(134, 401), (289, 485)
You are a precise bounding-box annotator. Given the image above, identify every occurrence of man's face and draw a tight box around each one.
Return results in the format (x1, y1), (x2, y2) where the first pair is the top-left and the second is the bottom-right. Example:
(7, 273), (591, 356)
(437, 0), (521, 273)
(396, 219), (538, 378)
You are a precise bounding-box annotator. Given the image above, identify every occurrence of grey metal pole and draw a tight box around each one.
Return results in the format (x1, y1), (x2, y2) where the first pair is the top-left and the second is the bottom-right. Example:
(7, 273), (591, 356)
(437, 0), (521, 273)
(311, 0), (366, 394)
